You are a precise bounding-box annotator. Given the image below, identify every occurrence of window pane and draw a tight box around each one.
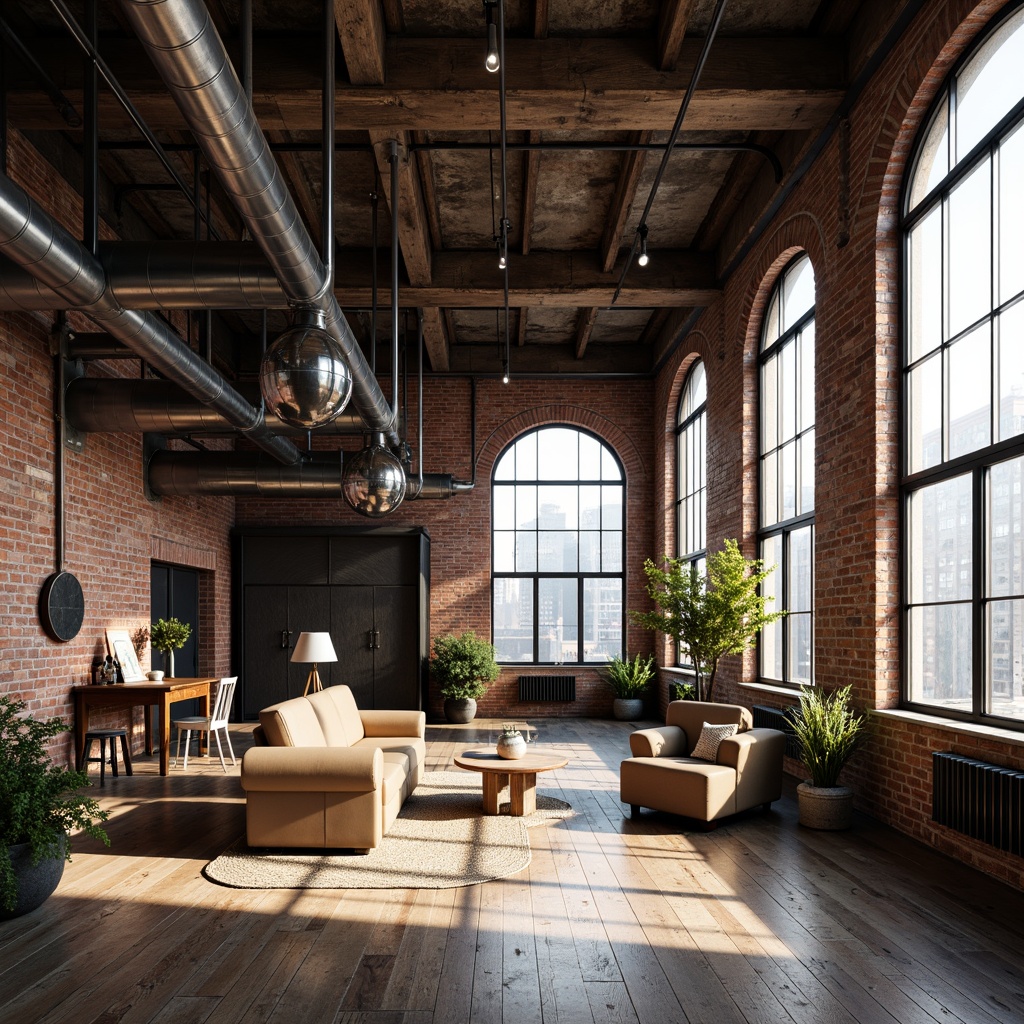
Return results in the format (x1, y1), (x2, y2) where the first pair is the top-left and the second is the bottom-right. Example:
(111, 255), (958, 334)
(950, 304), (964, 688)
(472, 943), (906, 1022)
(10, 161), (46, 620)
(781, 440), (796, 521)
(763, 291), (780, 349)
(601, 446), (621, 481)
(579, 486), (601, 528)
(538, 485), (578, 529)
(761, 617), (783, 681)
(782, 254), (814, 331)
(798, 429), (814, 515)
(579, 531), (601, 571)
(516, 532), (537, 572)
(761, 451), (779, 527)
(907, 475), (973, 603)
(987, 599), (1024, 721)
(602, 531), (623, 572)
(493, 532), (515, 572)
(680, 361), (706, 419)
(494, 448), (515, 481)
(760, 534), (783, 680)
(908, 603), (972, 711)
(948, 322), (991, 459)
(516, 485), (537, 529)
(538, 532), (577, 571)
(584, 578), (622, 663)
(998, 300), (1024, 442)
(494, 579), (533, 662)
(955, 9), (1024, 161)
(493, 484), (515, 529)
(999, 125), (1024, 303)
(538, 427), (577, 479)
(789, 526), (812, 612)
(908, 102), (949, 211)
(517, 432), (537, 479)
(579, 433), (602, 479)
(987, 454), (1024, 598)
(799, 321), (815, 431)
(602, 486), (623, 529)
(780, 339), (796, 442)
(907, 206), (943, 362)
(948, 159), (991, 338)
(787, 612), (812, 687)
(761, 354), (778, 452)
(907, 352), (942, 473)
(538, 578), (578, 663)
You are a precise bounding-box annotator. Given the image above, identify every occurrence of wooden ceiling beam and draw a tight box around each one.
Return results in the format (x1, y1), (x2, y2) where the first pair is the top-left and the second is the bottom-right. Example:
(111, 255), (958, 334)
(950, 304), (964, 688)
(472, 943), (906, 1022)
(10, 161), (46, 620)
(9, 37), (845, 133)
(418, 305), (450, 373)
(521, 131), (541, 256)
(657, 0), (698, 72)
(334, 0), (386, 85)
(600, 130), (652, 274)
(574, 307), (598, 360)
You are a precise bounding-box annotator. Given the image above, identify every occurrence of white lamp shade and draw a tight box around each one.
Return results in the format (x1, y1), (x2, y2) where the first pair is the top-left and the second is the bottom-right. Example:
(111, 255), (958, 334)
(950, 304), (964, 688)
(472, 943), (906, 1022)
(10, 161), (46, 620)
(290, 631), (338, 664)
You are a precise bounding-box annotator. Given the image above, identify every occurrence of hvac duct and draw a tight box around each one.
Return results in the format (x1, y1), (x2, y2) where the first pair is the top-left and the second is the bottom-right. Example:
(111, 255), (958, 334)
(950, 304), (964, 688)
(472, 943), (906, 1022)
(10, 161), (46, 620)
(116, 0), (396, 441)
(0, 172), (301, 465)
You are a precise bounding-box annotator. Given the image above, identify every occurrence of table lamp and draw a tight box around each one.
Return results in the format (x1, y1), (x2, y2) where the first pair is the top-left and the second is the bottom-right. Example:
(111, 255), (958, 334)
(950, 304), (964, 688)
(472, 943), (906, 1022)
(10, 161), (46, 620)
(290, 631), (337, 696)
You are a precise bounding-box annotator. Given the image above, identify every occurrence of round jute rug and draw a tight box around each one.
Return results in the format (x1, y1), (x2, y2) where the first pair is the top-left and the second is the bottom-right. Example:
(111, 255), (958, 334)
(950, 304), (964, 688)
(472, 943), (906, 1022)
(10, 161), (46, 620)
(204, 770), (572, 890)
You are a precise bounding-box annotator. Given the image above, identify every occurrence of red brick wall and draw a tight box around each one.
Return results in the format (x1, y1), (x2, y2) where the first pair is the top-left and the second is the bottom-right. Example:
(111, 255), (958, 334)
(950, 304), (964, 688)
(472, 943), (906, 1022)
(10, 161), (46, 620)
(654, 0), (1024, 888)
(236, 376), (656, 720)
(0, 130), (235, 764)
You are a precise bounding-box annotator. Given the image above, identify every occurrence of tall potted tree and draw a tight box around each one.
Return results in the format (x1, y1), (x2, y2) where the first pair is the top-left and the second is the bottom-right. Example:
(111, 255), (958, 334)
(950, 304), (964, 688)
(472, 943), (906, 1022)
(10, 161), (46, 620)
(1, 696), (109, 919)
(430, 631), (500, 723)
(631, 539), (785, 702)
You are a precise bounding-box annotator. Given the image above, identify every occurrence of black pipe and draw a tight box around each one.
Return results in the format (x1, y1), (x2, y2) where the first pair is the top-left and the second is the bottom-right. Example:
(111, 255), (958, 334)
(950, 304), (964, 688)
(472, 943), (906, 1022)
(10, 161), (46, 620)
(390, 140), (399, 418)
(82, 0), (98, 255)
(0, 14), (81, 127)
(322, 0), (334, 291)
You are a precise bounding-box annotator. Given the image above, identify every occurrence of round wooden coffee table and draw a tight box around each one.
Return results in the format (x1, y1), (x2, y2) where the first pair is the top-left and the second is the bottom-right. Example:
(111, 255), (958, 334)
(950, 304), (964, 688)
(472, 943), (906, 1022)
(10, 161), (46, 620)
(454, 749), (569, 816)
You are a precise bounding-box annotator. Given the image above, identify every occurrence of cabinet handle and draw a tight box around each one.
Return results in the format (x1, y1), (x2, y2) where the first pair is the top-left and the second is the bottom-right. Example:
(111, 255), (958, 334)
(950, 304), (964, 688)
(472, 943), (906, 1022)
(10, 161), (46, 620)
(367, 628), (381, 650)
(367, 628), (375, 650)
(280, 629), (293, 649)
(374, 628), (381, 649)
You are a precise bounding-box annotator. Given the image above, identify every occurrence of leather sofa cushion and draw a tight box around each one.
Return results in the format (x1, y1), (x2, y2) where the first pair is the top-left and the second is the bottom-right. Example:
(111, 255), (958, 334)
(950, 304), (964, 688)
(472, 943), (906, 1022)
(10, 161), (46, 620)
(620, 756), (738, 821)
(259, 695), (327, 747)
(306, 687), (363, 746)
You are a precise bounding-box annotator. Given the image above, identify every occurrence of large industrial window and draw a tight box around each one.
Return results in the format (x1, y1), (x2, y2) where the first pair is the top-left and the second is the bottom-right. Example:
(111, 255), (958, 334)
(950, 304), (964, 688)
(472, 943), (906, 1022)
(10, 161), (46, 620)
(902, 5), (1024, 726)
(676, 361), (707, 667)
(492, 426), (624, 664)
(759, 253), (815, 686)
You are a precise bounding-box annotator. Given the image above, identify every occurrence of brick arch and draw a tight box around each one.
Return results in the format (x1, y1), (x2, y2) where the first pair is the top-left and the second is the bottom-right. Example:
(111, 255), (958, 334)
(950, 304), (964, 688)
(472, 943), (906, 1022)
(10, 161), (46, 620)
(477, 405), (647, 484)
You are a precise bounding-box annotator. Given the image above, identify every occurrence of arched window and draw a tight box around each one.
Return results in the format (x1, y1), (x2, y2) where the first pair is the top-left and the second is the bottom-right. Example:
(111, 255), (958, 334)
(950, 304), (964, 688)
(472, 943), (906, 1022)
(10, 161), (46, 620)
(759, 253), (815, 686)
(492, 426), (624, 664)
(676, 360), (707, 570)
(902, 6), (1024, 726)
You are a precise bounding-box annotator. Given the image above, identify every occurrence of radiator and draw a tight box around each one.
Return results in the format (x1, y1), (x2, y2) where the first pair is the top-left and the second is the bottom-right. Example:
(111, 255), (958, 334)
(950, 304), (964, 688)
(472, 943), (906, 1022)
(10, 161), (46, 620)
(932, 751), (1024, 855)
(518, 675), (576, 702)
(752, 704), (801, 759)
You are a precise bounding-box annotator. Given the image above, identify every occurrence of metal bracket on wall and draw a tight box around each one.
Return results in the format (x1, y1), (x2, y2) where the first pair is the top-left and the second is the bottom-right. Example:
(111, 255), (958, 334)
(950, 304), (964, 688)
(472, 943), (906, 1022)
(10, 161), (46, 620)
(60, 359), (86, 454)
(142, 432), (167, 503)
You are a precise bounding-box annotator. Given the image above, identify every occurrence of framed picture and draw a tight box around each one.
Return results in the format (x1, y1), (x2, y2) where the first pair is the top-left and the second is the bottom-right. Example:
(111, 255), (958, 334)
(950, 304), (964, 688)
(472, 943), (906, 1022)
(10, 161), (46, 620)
(105, 628), (146, 682)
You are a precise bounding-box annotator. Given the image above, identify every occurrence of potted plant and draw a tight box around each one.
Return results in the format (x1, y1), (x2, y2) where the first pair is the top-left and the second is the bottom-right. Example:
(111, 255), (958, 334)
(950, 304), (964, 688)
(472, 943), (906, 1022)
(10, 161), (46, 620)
(631, 539), (786, 702)
(430, 631), (500, 723)
(604, 652), (655, 721)
(1, 696), (109, 919)
(150, 617), (192, 678)
(791, 684), (867, 830)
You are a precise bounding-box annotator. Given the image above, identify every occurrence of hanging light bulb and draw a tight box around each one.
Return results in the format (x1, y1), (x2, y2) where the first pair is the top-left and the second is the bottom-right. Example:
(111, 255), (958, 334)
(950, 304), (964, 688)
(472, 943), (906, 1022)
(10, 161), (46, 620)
(484, 2), (500, 72)
(342, 433), (407, 517)
(260, 308), (352, 428)
(637, 224), (650, 268)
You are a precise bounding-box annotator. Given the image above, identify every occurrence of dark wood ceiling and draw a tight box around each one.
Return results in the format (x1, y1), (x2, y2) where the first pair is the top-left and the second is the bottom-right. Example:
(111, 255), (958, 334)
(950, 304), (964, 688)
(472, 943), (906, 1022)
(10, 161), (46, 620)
(4, 0), (912, 378)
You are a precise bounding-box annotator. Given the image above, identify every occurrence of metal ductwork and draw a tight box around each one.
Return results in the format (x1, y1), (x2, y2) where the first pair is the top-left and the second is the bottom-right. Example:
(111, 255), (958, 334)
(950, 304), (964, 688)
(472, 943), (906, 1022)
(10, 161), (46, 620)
(148, 448), (471, 500)
(65, 377), (367, 435)
(116, 0), (397, 441)
(0, 172), (301, 465)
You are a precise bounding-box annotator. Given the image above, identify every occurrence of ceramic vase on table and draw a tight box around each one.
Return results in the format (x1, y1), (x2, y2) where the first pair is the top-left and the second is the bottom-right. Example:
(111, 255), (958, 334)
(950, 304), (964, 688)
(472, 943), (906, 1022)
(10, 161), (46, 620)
(496, 726), (527, 759)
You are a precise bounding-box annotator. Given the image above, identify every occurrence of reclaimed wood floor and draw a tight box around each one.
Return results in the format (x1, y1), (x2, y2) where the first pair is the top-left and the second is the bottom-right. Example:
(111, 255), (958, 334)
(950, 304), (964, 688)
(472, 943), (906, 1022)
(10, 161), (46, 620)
(2, 717), (1023, 1024)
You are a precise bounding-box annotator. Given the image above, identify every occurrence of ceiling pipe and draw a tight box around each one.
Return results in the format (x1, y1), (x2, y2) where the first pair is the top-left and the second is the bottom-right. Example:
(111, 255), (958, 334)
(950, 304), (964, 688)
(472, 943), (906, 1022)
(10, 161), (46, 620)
(116, 0), (397, 443)
(0, 171), (302, 465)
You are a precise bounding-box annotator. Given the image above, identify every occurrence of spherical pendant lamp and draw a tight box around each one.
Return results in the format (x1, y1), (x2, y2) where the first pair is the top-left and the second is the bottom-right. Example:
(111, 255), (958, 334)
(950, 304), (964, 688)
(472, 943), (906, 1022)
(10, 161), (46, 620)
(343, 434), (407, 517)
(260, 308), (353, 428)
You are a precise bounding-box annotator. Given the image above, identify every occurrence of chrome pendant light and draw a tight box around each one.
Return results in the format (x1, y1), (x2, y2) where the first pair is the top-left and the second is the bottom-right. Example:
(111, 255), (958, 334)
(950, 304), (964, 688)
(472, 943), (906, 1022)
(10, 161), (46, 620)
(342, 432), (407, 517)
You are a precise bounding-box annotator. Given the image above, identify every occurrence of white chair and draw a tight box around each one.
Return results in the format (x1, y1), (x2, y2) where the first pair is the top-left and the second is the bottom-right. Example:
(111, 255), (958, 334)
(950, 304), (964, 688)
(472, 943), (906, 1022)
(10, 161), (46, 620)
(172, 676), (238, 772)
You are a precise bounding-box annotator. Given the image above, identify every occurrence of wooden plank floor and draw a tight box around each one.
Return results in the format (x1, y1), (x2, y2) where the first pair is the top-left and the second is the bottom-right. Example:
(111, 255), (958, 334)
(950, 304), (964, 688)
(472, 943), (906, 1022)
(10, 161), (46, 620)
(2, 717), (1023, 1024)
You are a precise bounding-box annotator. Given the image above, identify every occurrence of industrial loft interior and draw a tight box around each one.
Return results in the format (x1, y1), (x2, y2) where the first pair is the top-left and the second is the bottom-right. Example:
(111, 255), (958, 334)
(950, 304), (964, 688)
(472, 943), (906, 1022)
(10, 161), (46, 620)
(2, 0), (1024, 1021)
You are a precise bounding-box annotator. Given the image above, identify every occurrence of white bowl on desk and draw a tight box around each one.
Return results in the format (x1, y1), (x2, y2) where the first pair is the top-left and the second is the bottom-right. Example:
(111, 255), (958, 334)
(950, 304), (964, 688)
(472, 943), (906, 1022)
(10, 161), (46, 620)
(146, 670), (165, 681)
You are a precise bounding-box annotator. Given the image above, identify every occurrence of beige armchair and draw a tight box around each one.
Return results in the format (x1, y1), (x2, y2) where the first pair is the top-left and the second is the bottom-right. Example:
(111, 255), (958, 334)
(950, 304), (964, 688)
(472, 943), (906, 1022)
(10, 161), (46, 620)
(620, 701), (785, 825)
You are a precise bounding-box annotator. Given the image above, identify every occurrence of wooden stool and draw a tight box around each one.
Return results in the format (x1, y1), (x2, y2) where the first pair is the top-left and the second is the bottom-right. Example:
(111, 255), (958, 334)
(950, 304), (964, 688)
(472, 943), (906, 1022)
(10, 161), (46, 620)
(82, 729), (133, 787)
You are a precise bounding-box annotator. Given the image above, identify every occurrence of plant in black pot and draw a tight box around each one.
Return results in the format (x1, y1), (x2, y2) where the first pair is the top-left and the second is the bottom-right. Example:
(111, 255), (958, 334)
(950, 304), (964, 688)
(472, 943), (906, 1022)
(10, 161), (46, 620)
(430, 631), (500, 723)
(0, 696), (109, 919)
(791, 684), (867, 830)
(604, 653), (655, 721)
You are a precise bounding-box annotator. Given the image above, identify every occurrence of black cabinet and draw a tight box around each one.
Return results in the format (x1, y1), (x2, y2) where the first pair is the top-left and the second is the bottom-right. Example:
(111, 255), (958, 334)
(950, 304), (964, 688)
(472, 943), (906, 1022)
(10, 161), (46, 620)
(234, 528), (429, 719)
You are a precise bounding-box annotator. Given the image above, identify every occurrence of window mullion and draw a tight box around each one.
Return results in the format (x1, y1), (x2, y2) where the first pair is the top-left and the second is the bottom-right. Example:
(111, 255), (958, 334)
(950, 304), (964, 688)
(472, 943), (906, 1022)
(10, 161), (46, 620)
(973, 467), (986, 716)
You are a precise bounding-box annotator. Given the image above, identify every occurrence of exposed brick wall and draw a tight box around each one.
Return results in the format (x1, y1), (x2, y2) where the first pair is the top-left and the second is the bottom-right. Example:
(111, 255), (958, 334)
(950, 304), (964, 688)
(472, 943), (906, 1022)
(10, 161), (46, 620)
(0, 130), (235, 764)
(653, 0), (1024, 888)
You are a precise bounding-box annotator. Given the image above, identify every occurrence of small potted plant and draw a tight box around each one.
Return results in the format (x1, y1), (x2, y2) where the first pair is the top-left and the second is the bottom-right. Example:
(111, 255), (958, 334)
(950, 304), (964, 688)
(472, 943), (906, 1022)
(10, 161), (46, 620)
(1, 696), (109, 919)
(430, 631), (500, 723)
(791, 684), (868, 830)
(605, 652), (655, 721)
(150, 617), (192, 678)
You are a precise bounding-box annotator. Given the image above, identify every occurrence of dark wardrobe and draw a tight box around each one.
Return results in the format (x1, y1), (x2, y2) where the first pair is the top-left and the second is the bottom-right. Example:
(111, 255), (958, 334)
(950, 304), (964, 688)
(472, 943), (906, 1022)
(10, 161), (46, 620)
(233, 528), (430, 719)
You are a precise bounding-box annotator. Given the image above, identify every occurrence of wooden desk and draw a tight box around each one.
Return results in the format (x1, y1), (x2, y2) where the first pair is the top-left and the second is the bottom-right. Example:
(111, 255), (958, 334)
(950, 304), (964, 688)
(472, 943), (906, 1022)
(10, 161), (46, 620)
(72, 678), (215, 777)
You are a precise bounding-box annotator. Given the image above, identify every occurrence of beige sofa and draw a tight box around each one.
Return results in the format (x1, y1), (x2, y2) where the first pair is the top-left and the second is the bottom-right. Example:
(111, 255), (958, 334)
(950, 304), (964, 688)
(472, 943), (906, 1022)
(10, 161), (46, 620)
(620, 701), (785, 825)
(240, 685), (426, 852)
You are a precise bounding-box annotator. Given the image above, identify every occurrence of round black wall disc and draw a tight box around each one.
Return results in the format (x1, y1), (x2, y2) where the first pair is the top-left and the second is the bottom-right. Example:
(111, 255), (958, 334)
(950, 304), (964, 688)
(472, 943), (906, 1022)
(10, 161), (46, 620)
(39, 570), (85, 643)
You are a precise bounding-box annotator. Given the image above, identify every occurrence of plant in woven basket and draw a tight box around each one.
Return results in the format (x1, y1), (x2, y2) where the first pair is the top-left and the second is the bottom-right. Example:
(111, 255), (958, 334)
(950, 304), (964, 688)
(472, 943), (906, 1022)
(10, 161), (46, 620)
(791, 684), (867, 788)
(0, 696), (109, 913)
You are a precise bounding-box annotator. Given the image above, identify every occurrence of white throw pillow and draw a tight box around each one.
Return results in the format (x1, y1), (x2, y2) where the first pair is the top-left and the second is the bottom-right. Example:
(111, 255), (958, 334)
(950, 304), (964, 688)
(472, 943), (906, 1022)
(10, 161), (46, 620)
(690, 722), (739, 761)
